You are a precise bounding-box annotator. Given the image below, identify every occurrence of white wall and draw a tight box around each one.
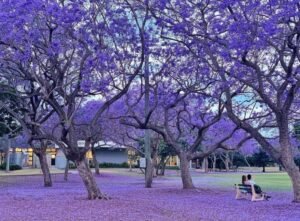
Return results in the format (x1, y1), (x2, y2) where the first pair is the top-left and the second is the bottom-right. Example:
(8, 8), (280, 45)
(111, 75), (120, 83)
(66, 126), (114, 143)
(95, 149), (128, 164)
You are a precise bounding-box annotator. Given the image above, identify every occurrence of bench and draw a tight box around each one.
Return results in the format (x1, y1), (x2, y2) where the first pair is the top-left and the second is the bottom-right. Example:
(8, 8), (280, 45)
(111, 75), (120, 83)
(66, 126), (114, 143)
(235, 184), (265, 201)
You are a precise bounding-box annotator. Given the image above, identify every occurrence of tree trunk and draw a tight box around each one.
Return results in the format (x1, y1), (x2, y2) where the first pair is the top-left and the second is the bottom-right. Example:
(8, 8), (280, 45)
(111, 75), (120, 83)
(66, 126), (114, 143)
(280, 142), (300, 202)
(179, 153), (194, 189)
(145, 158), (153, 187)
(279, 120), (300, 202)
(64, 160), (69, 181)
(152, 163), (157, 178)
(262, 166), (266, 173)
(144, 54), (153, 188)
(161, 158), (167, 176)
(129, 160), (133, 172)
(36, 150), (52, 187)
(156, 161), (160, 176)
(212, 154), (216, 172)
(157, 156), (170, 176)
(152, 150), (158, 178)
(75, 158), (107, 200)
(5, 145), (10, 173)
(157, 157), (163, 175)
(202, 157), (209, 173)
(157, 156), (164, 175)
(11, 148), (16, 165)
(91, 146), (100, 175)
(225, 152), (229, 172)
(282, 159), (300, 202)
(243, 155), (251, 167)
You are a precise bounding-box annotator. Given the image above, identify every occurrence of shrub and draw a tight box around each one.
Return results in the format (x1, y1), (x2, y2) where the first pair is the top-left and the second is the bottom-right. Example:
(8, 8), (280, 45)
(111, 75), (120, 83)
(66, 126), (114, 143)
(99, 162), (129, 168)
(165, 166), (180, 170)
(0, 163), (22, 170)
(10, 164), (22, 170)
(68, 161), (130, 169)
(68, 162), (76, 169)
(0, 163), (5, 170)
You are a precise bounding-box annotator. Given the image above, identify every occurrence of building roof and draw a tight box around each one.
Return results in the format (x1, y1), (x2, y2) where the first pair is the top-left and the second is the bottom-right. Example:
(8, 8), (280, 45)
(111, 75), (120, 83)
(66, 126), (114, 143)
(94, 141), (127, 150)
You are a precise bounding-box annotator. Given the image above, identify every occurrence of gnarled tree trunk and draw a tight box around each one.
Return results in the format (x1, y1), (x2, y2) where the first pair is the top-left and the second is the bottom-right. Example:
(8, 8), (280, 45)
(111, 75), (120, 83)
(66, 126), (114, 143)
(281, 155), (300, 202)
(179, 153), (194, 189)
(40, 155), (52, 186)
(276, 117), (300, 202)
(34, 144), (52, 187)
(37, 151), (52, 187)
(145, 158), (153, 187)
(279, 132), (300, 202)
(75, 158), (107, 200)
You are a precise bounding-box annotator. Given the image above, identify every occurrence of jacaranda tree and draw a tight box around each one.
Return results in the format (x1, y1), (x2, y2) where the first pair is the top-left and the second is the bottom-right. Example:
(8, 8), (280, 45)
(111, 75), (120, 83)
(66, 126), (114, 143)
(0, 0), (148, 199)
(148, 0), (300, 202)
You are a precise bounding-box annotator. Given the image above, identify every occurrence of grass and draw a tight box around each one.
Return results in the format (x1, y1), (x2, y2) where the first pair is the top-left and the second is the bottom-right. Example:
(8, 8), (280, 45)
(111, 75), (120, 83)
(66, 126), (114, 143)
(190, 172), (293, 191)
(0, 167), (293, 191)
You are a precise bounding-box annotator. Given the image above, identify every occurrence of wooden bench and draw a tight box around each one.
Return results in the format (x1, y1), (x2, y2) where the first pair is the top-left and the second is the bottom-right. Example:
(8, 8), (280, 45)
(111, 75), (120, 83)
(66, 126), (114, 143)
(235, 184), (265, 201)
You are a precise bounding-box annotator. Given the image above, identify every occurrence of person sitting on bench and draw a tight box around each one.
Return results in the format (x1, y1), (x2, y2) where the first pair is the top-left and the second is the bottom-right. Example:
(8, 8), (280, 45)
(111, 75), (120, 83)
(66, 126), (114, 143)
(245, 174), (255, 185)
(245, 174), (271, 200)
(240, 175), (248, 194)
(242, 175), (247, 185)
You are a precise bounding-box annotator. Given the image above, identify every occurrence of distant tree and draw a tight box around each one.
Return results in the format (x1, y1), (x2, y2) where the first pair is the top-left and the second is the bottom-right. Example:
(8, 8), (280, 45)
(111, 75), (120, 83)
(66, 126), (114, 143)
(250, 149), (273, 173)
(156, 140), (177, 176)
(0, 83), (22, 137)
(232, 152), (250, 168)
(0, 83), (23, 172)
(0, 80), (55, 187)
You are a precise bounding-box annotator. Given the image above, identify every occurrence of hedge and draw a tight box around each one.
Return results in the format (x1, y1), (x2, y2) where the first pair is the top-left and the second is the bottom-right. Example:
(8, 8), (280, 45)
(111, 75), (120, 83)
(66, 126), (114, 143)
(0, 163), (22, 171)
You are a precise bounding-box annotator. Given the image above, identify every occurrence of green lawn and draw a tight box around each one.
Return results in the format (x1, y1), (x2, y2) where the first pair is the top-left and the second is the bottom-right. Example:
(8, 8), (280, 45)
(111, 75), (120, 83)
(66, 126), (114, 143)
(107, 168), (293, 192)
(191, 172), (293, 191)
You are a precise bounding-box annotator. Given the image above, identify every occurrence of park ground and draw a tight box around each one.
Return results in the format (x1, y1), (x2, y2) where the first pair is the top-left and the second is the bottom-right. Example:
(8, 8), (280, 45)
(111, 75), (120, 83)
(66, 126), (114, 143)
(0, 168), (300, 221)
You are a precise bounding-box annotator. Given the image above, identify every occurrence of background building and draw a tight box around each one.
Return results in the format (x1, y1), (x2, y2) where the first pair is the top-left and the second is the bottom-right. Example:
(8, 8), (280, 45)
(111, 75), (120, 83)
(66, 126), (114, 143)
(55, 141), (128, 169)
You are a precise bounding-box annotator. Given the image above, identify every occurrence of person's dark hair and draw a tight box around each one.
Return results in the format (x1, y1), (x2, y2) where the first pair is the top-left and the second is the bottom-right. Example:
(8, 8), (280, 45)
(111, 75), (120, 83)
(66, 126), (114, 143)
(242, 175), (247, 184)
(247, 174), (252, 180)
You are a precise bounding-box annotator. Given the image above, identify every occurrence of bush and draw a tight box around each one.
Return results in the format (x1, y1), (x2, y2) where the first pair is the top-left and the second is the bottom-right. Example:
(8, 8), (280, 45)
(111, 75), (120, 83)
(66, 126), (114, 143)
(68, 161), (129, 169)
(10, 164), (22, 170)
(165, 166), (180, 170)
(0, 163), (5, 170)
(0, 163), (22, 171)
(99, 162), (129, 168)
(68, 162), (76, 169)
